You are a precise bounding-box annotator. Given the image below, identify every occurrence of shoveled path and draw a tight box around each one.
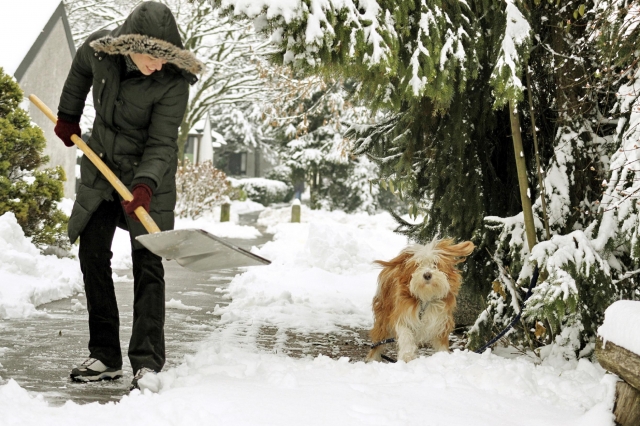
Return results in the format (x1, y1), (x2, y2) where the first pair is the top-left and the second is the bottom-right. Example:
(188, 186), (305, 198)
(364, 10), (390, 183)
(0, 215), (271, 406)
(0, 212), (466, 406)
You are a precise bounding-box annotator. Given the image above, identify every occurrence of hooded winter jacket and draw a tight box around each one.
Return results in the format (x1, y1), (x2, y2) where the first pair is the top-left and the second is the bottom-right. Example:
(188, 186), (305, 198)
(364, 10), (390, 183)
(58, 1), (202, 249)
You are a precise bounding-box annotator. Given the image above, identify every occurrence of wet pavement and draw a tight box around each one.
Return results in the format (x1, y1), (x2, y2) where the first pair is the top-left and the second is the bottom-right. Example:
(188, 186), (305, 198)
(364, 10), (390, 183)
(0, 215), (272, 406)
(0, 261), (241, 405)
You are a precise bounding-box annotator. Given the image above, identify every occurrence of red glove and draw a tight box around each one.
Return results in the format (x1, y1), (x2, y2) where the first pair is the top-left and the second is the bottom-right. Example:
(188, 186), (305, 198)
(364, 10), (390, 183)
(122, 184), (152, 222)
(54, 118), (81, 147)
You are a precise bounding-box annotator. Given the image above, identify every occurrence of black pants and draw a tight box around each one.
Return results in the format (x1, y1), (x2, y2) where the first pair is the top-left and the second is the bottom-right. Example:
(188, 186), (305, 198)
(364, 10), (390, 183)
(78, 198), (165, 373)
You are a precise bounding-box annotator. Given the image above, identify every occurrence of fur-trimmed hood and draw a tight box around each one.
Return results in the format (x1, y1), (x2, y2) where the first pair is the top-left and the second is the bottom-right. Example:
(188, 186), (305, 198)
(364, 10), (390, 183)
(89, 2), (204, 75)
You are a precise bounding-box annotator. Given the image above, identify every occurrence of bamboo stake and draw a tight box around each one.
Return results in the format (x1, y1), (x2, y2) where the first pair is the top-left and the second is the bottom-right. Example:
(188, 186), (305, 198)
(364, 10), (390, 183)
(509, 99), (537, 252)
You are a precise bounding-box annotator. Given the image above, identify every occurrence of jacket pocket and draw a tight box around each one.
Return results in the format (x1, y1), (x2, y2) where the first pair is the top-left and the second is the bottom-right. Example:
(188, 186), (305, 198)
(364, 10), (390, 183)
(93, 75), (107, 109)
(116, 155), (142, 185)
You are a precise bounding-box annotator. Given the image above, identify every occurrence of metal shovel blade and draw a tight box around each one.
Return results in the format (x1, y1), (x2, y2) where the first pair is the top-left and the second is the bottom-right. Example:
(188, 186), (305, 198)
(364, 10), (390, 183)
(136, 228), (271, 272)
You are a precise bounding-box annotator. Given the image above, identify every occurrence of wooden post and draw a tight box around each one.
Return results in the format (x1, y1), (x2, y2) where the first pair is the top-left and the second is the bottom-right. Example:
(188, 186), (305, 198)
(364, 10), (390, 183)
(220, 202), (230, 222)
(509, 100), (537, 252)
(291, 200), (301, 223)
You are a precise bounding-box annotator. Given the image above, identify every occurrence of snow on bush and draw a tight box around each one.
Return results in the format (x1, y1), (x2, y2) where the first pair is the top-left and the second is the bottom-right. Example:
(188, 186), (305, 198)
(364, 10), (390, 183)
(231, 177), (291, 205)
(468, 212), (617, 356)
(0, 213), (82, 318)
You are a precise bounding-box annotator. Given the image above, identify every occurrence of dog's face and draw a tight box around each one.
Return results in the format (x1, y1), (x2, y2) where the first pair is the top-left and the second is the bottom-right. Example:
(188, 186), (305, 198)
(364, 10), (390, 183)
(408, 254), (451, 302)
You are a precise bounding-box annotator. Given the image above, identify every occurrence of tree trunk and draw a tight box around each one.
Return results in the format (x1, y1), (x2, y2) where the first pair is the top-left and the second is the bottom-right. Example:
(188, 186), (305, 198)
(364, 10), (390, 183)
(596, 337), (640, 391)
(614, 381), (640, 426)
(596, 337), (640, 426)
(526, 69), (550, 241)
(177, 117), (190, 164)
(454, 284), (484, 327)
(508, 100), (537, 251)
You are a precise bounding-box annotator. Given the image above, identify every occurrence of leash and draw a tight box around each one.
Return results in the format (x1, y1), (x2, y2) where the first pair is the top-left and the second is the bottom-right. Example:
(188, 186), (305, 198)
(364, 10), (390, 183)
(369, 265), (540, 360)
(369, 300), (431, 363)
(370, 338), (396, 349)
(370, 340), (398, 363)
(473, 264), (539, 354)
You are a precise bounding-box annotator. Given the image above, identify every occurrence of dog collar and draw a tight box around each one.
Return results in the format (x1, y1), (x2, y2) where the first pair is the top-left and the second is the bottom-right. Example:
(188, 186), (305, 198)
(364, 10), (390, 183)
(418, 300), (429, 320)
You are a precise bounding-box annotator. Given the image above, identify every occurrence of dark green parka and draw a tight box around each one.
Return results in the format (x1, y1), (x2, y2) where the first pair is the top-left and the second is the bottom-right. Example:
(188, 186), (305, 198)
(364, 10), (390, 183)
(58, 2), (202, 249)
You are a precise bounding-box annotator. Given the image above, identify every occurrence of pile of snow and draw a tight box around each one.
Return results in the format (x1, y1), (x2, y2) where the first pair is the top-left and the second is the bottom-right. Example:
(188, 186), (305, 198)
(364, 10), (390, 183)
(0, 213), (82, 319)
(598, 300), (640, 354)
(213, 209), (408, 332)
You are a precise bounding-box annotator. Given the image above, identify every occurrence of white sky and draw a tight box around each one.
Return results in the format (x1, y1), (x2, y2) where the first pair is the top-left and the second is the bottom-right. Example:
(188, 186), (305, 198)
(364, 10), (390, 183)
(0, 0), (62, 76)
(0, 201), (620, 425)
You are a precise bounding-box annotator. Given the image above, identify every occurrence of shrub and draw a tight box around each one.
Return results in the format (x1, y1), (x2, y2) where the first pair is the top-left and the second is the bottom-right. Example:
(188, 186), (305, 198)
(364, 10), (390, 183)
(0, 68), (68, 250)
(175, 160), (237, 218)
(265, 164), (295, 200)
(232, 177), (291, 205)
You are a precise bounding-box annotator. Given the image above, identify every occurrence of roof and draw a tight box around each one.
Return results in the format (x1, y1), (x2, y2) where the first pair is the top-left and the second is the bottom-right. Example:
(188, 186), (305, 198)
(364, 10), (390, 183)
(0, 0), (75, 79)
(189, 116), (226, 147)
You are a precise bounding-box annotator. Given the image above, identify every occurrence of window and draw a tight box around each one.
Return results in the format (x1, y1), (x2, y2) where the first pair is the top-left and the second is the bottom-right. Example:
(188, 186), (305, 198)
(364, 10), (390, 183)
(228, 152), (247, 175)
(184, 135), (197, 163)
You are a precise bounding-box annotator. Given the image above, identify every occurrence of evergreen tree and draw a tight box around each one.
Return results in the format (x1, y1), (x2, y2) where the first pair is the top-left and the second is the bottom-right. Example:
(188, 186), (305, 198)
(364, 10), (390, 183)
(0, 68), (68, 249)
(212, 0), (640, 356)
(270, 79), (397, 213)
(468, 0), (638, 353)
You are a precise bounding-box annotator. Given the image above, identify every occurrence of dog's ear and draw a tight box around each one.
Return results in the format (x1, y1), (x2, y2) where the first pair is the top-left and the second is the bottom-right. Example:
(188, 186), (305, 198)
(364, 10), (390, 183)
(374, 249), (414, 269)
(437, 239), (475, 261)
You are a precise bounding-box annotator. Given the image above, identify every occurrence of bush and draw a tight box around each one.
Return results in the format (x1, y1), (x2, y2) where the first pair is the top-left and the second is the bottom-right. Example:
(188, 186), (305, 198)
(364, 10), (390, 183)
(265, 164), (295, 200)
(0, 68), (68, 250)
(232, 177), (291, 205)
(175, 160), (238, 218)
(265, 164), (292, 184)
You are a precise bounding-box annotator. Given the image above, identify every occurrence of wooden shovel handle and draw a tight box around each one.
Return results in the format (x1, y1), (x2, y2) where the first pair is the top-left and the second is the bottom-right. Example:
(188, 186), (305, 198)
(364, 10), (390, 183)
(29, 94), (161, 234)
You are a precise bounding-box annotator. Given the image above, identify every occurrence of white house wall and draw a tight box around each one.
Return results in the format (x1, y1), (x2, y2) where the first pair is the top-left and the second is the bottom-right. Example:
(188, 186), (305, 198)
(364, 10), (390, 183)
(197, 115), (214, 164)
(19, 17), (76, 198)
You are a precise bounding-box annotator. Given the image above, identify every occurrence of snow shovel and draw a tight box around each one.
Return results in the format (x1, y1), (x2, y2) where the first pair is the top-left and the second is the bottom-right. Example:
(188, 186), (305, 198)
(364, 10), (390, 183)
(29, 94), (271, 272)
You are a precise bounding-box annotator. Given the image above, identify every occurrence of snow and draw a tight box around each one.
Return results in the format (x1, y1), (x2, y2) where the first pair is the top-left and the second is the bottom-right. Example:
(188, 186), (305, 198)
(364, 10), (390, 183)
(166, 298), (202, 311)
(229, 177), (289, 196)
(598, 300), (640, 354)
(219, 0), (390, 67)
(0, 206), (618, 425)
(489, 0), (531, 105)
(0, 0), (62, 76)
(0, 213), (82, 319)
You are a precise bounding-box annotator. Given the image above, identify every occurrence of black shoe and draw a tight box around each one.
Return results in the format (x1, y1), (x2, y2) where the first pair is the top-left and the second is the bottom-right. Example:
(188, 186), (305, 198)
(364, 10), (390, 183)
(129, 367), (156, 391)
(70, 358), (123, 382)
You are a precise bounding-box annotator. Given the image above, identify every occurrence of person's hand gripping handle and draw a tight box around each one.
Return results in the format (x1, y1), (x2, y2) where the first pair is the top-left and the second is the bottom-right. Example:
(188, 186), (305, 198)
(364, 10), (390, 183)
(28, 94), (161, 234)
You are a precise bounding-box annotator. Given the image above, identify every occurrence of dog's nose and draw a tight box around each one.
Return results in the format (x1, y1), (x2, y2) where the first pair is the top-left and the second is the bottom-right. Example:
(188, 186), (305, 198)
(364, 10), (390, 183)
(423, 272), (432, 281)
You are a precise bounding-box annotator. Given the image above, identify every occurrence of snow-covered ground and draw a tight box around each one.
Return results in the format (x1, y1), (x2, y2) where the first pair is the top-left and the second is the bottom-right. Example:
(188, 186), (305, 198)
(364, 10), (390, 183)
(0, 201), (618, 425)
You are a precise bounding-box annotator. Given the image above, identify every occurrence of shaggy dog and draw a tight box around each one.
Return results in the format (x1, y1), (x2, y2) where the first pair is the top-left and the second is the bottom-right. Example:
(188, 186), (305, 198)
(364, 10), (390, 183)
(366, 238), (475, 362)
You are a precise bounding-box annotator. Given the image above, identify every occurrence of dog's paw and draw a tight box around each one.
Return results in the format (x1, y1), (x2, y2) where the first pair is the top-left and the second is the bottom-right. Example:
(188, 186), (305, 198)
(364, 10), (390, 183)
(365, 350), (382, 363)
(398, 352), (417, 363)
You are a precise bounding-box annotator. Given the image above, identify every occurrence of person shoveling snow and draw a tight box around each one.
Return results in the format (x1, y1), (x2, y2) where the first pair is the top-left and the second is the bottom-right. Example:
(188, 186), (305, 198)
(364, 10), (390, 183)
(53, 1), (201, 390)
